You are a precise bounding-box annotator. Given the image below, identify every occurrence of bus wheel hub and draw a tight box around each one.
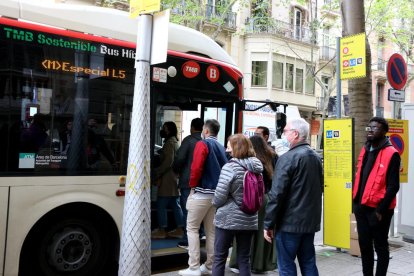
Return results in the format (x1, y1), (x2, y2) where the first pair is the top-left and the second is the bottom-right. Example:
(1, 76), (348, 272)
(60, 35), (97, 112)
(48, 229), (92, 272)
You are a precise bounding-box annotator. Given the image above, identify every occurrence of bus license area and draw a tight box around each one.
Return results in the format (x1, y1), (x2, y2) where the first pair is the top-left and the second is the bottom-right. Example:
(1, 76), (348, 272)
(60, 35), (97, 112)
(41, 59), (126, 79)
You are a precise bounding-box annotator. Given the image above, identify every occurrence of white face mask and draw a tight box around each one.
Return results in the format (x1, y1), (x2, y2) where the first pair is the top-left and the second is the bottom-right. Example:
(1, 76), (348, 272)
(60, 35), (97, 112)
(281, 133), (291, 148)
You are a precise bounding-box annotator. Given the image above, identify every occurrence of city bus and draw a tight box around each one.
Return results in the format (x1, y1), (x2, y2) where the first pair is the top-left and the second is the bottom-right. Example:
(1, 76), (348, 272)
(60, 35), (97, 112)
(0, 1), (286, 276)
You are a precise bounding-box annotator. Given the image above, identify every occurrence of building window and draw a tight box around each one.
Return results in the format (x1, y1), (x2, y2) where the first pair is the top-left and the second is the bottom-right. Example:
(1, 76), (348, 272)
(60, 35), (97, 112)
(321, 76), (329, 95)
(295, 68), (303, 92)
(305, 65), (315, 94)
(251, 61), (267, 87)
(294, 8), (303, 39)
(272, 61), (283, 89)
(286, 63), (294, 91)
(375, 82), (384, 116)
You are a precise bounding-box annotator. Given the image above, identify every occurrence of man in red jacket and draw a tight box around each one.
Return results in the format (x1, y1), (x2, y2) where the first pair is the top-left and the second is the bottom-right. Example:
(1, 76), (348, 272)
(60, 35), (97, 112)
(353, 117), (400, 276)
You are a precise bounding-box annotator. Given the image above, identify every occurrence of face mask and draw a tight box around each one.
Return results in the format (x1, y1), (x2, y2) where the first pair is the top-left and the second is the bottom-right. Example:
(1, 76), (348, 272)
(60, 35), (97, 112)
(281, 134), (291, 148)
(159, 129), (167, 138)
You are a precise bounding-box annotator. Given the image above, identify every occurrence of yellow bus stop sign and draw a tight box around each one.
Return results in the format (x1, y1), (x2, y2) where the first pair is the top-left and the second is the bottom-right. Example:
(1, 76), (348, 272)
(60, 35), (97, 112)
(340, 33), (366, 80)
(130, 0), (160, 18)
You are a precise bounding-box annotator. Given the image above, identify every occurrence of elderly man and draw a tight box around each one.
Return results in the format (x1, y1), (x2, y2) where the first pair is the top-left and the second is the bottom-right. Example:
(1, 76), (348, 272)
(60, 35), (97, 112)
(264, 118), (323, 276)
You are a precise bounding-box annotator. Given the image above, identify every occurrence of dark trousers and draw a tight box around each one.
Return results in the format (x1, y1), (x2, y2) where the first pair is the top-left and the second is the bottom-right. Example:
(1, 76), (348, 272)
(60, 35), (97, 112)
(179, 188), (191, 241)
(354, 206), (394, 276)
(275, 231), (318, 276)
(212, 227), (254, 276)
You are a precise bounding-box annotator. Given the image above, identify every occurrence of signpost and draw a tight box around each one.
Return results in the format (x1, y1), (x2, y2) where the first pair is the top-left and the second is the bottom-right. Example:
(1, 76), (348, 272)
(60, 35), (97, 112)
(388, 89), (406, 102)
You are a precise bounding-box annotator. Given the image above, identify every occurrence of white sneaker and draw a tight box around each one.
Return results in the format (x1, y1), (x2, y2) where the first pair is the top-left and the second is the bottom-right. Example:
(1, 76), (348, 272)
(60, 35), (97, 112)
(230, 267), (240, 274)
(200, 264), (212, 275)
(178, 267), (201, 276)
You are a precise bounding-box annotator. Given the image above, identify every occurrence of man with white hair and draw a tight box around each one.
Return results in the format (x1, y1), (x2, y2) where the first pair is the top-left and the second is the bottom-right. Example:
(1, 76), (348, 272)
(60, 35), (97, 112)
(264, 118), (323, 276)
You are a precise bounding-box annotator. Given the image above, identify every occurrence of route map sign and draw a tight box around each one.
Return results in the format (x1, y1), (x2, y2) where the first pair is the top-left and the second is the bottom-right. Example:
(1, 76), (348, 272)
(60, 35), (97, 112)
(387, 53), (407, 90)
(323, 118), (354, 249)
(340, 33), (366, 80)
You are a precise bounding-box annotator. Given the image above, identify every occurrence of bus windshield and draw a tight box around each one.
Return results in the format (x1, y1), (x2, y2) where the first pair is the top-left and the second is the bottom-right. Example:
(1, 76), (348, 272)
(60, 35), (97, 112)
(0, 17), (242, 177)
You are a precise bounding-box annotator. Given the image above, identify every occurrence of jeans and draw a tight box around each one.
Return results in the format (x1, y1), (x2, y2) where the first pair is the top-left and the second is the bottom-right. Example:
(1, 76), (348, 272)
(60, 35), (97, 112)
(275, 231), (319, 276)
(156, 196), (184, 229)
(180, 188), (191, 241)
(212, 227), (254, 276)
(354, 206), (394, 276)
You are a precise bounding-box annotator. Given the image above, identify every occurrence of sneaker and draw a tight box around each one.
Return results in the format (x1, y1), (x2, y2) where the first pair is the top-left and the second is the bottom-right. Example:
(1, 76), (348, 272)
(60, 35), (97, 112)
(167, 228), (184, 239)
(178, 267), (201, 276)
(177, 241), (189, 249)
(200, 235), (206, 244)
(151, 228), (166, 239)
(230, 267), (240, 274)
(200, 264), (212, 275)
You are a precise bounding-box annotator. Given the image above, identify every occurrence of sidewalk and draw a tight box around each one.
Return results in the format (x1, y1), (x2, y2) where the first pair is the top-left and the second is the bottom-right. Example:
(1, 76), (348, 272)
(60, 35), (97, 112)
(153, 236), (414, 275)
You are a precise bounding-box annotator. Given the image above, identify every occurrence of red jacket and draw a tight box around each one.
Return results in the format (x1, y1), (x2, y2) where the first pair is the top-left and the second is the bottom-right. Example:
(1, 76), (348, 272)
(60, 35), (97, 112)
(353, 146), (398, 209)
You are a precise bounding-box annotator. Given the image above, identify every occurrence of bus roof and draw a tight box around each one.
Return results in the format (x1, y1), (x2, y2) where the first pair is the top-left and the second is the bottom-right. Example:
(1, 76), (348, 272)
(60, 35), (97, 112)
(0, 0), (236, 66)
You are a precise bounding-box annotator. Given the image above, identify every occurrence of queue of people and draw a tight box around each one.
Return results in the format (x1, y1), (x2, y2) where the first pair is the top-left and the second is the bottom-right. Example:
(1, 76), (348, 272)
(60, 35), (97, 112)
(150, 116), (399, 276)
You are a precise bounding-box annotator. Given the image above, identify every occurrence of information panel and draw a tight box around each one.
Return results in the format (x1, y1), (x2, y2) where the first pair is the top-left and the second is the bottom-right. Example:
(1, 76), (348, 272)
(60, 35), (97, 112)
(323, 118), (354, 249)
(340, 33), (366, 80)
(387, 119), (409, 183)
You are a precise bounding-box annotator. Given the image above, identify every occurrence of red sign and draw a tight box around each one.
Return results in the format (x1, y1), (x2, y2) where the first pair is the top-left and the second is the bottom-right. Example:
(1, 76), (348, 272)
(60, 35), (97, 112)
(182, 61), (200, 78)
(387, 53), (407, 90)
(206, 65), (219, 82)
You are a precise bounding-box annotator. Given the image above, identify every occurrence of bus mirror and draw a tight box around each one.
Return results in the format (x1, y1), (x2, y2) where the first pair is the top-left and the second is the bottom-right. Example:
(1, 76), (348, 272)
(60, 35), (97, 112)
(276, 112), (286, 139)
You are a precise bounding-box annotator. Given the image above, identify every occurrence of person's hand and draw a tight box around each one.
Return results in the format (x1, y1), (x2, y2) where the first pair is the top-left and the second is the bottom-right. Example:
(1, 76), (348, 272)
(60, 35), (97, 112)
(376, 212), (382, 221)
(264, 229), (274, 243)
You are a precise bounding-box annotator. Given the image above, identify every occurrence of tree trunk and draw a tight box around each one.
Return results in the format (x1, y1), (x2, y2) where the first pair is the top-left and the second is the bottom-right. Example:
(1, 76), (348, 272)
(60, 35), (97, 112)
(341, 0), (373, 161)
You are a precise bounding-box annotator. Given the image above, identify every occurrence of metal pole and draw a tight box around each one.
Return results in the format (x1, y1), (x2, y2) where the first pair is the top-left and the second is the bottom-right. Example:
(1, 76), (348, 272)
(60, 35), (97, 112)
(119, 14), (152, 276)
(336, 37), (342, 118)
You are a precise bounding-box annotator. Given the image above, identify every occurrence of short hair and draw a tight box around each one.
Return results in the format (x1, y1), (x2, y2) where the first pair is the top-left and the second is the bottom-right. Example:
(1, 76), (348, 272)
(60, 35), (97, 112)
(163, 121), (178, 139)
(256, 126), (270, 137)
(204, 119), (220, 136)
(288, 118), (309, 141)
(228, 134), (255, 159)
(369, 117), (389, 132)
(191, 118), (204, 131)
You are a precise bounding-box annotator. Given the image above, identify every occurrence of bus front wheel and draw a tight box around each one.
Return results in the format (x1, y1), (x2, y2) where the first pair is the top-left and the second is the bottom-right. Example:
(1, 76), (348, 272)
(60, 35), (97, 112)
(19, 204), (119, 276)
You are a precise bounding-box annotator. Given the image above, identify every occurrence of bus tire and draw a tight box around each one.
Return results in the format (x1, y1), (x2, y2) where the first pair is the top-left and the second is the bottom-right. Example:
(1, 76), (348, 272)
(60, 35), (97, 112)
(19, 203), (119, 276)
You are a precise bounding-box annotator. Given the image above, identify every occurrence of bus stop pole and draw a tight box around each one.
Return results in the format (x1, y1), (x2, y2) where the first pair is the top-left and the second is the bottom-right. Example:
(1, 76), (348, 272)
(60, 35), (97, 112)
(119, 14), (153, 276)
(336, 37), (342, 119)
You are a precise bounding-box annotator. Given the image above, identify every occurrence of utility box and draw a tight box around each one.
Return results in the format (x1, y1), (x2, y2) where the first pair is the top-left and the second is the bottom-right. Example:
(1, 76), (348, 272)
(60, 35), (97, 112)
(350, 213), (361, 257)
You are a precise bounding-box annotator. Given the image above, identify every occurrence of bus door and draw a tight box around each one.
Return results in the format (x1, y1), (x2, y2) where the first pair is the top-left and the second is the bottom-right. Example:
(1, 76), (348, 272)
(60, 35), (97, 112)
(201, 102), (235, 146)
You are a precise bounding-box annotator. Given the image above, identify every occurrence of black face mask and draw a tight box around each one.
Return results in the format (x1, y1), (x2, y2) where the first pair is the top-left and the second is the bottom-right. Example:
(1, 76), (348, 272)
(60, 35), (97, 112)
(160, 129), (167, 138)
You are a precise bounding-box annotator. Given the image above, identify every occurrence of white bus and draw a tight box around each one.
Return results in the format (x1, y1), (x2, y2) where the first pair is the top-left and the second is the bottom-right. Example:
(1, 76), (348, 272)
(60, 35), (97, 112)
(0, 1), (285, 275)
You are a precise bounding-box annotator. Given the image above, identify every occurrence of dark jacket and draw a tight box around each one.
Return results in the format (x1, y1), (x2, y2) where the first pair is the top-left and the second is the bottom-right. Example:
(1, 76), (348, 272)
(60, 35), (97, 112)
(154, 136), (180, 197)
(264, 142), (323, 233)
(172, 132), (202, 189)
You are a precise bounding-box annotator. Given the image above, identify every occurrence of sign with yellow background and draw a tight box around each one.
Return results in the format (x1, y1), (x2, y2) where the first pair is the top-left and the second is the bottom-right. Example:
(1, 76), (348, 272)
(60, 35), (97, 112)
(130, 0), (160, 18)
(387, 119), (409, 183)
(340, 33), (366, 80)
(323, 118), (353, 249)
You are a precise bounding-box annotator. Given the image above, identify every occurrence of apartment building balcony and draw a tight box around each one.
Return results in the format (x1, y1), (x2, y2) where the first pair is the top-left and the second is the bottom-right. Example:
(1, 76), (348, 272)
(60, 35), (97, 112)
(205, 4), (236, 30)
(319, 46), (336, 61)
(168, 4), (236, 30)
(245, 17), (314, 44)
(372, 58), (386, 71)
